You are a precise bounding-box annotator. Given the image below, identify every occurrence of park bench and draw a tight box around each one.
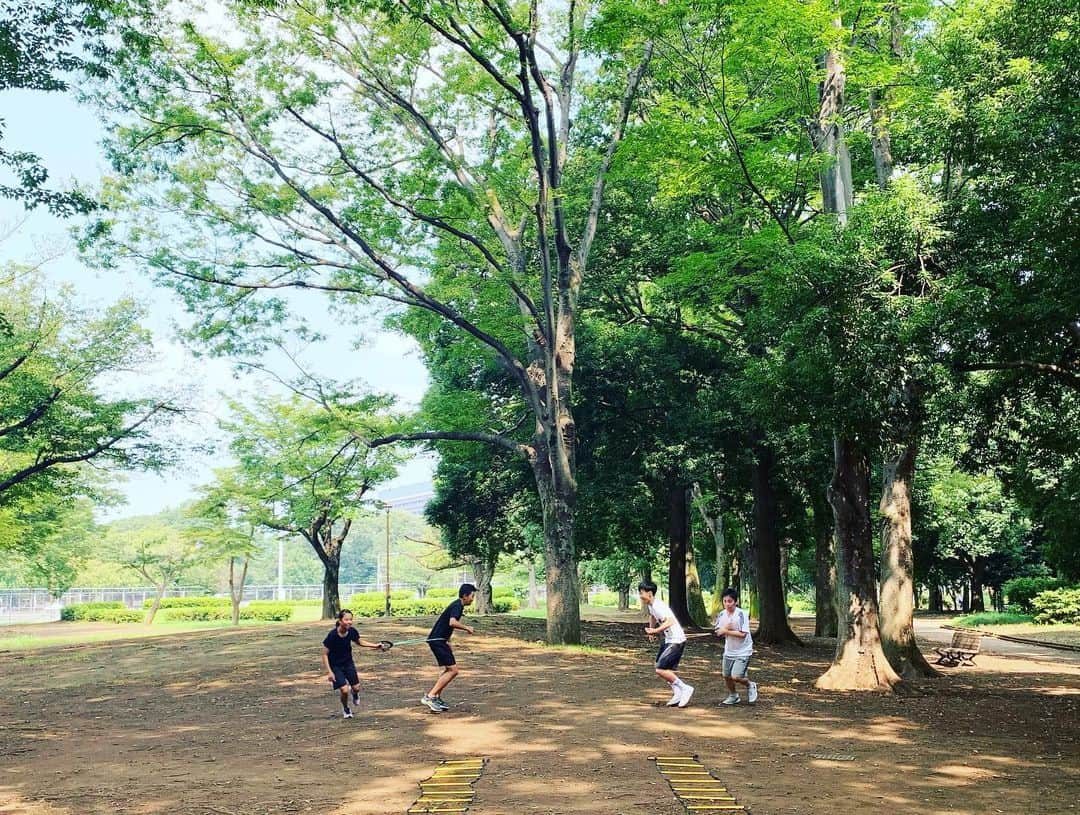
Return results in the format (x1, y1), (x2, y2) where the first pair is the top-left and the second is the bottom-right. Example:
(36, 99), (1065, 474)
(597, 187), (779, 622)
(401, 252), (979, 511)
(933, 630), (982, 667)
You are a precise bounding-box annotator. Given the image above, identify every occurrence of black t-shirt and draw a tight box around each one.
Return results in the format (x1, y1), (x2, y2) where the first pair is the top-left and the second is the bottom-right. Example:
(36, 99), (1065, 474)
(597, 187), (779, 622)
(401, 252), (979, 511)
(323, 626), (360, 666)
(430, 599), (464, 640)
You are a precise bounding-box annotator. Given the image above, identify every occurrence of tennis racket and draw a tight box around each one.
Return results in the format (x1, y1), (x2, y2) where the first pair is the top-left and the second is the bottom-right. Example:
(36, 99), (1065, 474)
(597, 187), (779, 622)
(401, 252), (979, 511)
(379, 636), (448, 650)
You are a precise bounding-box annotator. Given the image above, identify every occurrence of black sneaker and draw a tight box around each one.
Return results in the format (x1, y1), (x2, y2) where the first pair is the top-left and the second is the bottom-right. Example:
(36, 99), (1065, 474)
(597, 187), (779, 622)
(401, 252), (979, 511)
(433, 697), (450, 711)
(342, 707), (354, 719)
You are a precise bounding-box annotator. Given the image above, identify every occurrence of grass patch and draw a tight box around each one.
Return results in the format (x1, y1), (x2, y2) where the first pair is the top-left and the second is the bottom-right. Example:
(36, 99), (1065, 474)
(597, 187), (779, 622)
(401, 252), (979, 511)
(0, 604), (324, 652)
(955, 612), (1033, 627)
(512, 607), (547, 619)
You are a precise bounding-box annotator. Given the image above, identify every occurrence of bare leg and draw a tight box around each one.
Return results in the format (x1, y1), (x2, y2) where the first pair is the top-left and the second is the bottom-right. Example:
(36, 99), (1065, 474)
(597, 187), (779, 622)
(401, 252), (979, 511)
(338, 686), (350, 708)
(428, 666), (460, 697)
(656, 668), (678, 684)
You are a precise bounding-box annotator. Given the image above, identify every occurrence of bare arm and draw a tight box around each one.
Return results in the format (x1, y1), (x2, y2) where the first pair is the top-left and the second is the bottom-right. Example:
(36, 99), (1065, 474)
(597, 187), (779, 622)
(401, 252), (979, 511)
(450, 616), (475, 635)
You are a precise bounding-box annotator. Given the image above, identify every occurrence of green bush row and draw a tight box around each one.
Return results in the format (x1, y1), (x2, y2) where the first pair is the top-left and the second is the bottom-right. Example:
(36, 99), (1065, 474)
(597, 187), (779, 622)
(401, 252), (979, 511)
(61, 601), (126, 621)
(1031, 588), (1080, 625)
(425, 586), (518, 600)
(590, 591), (620, 607)
(99, 609), (145, 623)
(141, 596), (218, 609)
(159, 601), (295, 622)
(1004, 577), (1069, 612)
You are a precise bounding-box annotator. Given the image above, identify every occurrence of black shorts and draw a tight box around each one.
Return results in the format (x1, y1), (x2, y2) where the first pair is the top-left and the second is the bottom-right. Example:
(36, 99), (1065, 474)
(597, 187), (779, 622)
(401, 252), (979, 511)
(430, 640), (456, 667)
(330, 662), (359, 689)
(655, 641), (685, 670)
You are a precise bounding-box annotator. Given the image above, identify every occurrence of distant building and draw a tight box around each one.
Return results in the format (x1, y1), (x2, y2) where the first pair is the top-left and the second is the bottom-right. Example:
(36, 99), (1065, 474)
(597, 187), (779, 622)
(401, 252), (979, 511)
(376, 481), (435, 516)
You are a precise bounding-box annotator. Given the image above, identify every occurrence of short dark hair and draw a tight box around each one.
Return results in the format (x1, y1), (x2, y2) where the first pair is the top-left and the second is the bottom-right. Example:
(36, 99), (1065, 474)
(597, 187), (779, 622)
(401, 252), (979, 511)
(459, 583), (477, 598)
(638, 580), (658, 594)
(721, 587), (739, 601)
(336, 608), (353, 620)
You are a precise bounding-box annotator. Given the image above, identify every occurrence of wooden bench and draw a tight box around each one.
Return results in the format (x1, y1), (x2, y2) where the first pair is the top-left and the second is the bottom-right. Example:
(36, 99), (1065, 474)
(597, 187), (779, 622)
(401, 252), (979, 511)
(934, 631), (982, 666)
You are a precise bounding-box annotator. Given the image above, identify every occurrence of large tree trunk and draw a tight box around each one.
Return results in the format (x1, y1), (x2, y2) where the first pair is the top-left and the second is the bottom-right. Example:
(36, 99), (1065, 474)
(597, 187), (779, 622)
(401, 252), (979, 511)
(817, 437), (902, 691)
(685, 509), (710, 627)
(536, 464), (581, 645)
(752, 440), (801, 644)
(970, 562), (986, 613)
(879, 437), (938, 677)
(811, 487), (839, 637)
(665, 479), (693, 628)
(929, 584), (943, 613)
(617, 587), (630, 611)
(321, 556), (341, 620)
(692, 482), (728, 617)
(472, 557), (494, 614)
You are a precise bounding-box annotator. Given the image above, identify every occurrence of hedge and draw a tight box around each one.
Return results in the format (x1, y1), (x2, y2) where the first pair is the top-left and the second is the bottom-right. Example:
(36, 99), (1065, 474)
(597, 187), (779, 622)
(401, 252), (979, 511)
(61, 601), (126, 621)
(348, 590), (417, 603)
(1032, 588), (1080, 625)
(1003, 577), (1068, 612)
(141, 596), (221, 610)
(426, 586), (519, 600)
(160, 602), (296, 622)
(99, 609), (145, 623)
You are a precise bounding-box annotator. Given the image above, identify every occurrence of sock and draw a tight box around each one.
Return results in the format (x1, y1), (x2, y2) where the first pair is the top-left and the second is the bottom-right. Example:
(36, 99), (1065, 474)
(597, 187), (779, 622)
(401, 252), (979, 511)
(672, 678), (685, 689)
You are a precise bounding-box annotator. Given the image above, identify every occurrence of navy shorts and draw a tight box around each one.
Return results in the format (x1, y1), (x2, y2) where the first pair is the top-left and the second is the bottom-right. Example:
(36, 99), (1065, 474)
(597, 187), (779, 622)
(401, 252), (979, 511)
(655, 641), (685, 670)
(430, 640), (456, 667)
(330, 662), (359, 689)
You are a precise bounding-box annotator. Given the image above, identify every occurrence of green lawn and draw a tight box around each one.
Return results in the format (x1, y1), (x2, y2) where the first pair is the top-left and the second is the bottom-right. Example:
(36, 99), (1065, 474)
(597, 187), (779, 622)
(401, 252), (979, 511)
(0, 604), (323, 652)
(954, 613), (1080, 648)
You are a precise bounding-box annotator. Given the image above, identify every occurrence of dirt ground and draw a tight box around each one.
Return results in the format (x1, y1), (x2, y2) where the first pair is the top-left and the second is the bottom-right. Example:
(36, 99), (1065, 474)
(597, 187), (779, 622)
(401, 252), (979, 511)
(1, 615), (1077, 815)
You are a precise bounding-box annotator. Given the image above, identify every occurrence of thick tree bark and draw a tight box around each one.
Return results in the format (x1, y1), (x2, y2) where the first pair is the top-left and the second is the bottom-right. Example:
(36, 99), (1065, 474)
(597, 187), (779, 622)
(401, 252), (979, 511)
(879, 438), (938, 677)
(817, 437), (902, 691)
(970, 563), (986, 613)
(692, 482), (728, 617)
(321, 556), (341, 620)
(685, 510), (710, 627)
(811, 487), (839, 638)
(666, 479), (693, 628)
(752, 440), (801, 644)
(617, 587), (630, 611)
(536, 464), (580, 645)
(930, 584), (943, 613)
(472, 557), (494, 614)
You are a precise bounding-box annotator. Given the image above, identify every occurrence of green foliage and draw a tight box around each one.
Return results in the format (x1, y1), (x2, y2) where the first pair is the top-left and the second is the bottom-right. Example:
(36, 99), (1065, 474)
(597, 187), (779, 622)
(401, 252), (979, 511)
(0, 271), (177, 509)
(345, 590), (417, 603)
(1003, 577), (1069, 612)
(589, 591), (620, 608)
(158, 601), (295, 621)
(60, 601), (125, 621)
(140, 595), (217, 609)
(1031, 588), (1080, 625)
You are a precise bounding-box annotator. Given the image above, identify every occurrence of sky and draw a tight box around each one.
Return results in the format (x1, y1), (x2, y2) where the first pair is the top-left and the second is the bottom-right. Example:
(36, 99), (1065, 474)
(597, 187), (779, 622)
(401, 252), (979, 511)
(0, 88), (436, 518)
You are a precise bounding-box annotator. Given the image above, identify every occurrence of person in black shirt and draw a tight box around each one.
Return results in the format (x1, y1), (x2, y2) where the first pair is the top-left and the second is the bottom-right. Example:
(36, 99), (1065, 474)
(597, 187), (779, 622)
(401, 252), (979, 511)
(321, 609), (386, 719)
(420, 583), (476, 713)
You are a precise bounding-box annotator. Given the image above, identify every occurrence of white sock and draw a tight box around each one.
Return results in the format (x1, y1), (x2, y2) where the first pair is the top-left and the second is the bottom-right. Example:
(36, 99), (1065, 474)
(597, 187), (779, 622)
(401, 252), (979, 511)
(671, 678), (685, 689)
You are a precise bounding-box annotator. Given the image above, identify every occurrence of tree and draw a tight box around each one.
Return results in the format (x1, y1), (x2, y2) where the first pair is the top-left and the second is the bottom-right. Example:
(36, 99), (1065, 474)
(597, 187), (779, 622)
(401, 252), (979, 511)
(0, 267), (178, 506)
(0, 495), (97, 595)
(0, 0), (122, 213)
(94, 0), (653, 644)
(219, 393), (400, 618)
(104, 512), (210, 623)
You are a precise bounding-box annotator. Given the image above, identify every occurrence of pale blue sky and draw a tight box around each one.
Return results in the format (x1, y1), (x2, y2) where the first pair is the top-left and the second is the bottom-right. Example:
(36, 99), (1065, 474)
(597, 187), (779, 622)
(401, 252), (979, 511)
(0, 89), (435, 517)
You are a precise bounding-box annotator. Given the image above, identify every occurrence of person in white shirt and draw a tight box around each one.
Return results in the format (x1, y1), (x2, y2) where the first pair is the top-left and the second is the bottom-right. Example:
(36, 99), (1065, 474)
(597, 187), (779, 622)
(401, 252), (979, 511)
(714, 587), (758, 705)
(638, 580), (694, 708)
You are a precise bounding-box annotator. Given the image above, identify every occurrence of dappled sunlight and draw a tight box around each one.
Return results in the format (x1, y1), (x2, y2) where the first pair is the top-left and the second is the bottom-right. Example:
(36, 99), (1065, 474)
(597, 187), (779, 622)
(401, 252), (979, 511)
(1, 616), (1077, 814)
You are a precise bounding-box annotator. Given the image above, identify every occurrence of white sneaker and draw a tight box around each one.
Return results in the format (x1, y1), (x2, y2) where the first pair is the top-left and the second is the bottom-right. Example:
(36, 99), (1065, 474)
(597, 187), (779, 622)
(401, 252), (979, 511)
(666, 688), (681, 706)
(721, 693), (740, 705)
(748, 682), (758, 704)
(342, 708), (353, 719)
(677, 684), (695, 708)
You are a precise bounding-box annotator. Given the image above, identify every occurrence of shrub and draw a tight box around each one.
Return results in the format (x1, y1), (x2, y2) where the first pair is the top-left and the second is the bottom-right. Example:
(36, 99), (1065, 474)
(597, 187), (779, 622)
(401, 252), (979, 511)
(99, 609), (145, 623)
(492, 586), (518, 599)
(589, 591), (620, 607)
(490, 598), (518, 613)
(1031, 588), (1080, 625)
(424, 587), (458, 599)
(160, 606), (230, 621)
(1003, 577), (1068, 612)
(347, 590), (416, 603)
(61, 602), (125, 621)
(241, 602), (295, 621)
(141, 596), (222, 610)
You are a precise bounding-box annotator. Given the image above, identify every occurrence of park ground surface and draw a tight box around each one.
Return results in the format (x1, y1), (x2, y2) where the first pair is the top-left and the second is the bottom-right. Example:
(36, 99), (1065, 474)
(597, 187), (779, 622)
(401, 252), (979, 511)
(1, 614), (1077, 815)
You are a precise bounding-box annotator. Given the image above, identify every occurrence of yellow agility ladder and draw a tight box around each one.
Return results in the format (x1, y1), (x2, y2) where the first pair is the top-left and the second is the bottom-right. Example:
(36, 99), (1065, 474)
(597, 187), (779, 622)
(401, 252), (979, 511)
(407, 757), (488, 815)
(649, 755), (749, 813)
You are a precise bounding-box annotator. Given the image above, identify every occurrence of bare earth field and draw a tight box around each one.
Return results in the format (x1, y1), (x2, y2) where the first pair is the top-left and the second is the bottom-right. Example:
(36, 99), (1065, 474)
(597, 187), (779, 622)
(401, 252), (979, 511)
(1, 615), (1077, 815)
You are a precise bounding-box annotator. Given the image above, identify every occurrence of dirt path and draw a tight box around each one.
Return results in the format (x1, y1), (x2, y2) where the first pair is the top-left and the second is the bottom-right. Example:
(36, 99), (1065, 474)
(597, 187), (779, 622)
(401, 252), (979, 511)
(1, 616), (1077, 814)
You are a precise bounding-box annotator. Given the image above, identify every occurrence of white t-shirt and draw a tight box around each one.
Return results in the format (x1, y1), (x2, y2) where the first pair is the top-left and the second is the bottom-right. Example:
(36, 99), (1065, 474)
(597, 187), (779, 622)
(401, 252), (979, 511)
(648, 598), (687, 645)
(714, 606), (753, 656)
